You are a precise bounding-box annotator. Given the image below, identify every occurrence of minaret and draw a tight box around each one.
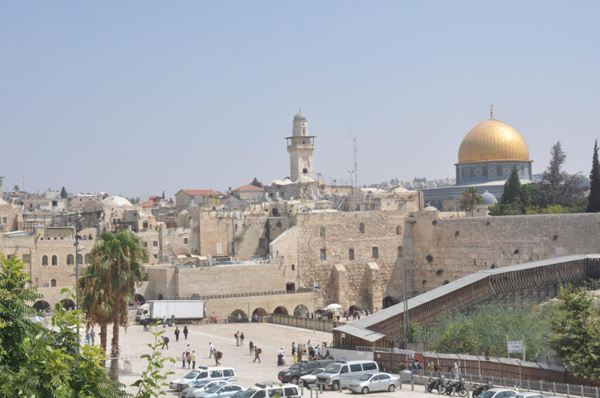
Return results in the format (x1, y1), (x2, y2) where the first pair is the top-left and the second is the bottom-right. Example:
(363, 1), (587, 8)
(285, 110), (316, 182)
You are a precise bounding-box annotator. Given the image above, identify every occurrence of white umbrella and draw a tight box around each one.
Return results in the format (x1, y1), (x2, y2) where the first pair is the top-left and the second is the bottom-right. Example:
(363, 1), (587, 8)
(324, 303), (342, 310)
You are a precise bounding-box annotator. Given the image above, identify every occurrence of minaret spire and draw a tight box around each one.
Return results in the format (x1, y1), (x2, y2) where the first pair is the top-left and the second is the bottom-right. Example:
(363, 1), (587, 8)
(490, 104), (494, 119)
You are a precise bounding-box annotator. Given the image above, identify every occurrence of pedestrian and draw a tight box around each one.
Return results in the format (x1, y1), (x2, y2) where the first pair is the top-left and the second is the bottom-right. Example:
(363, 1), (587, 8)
(162, 316), (167, 328)
(162, 336), (169, 349)
(185, 344), (190, 354)
(214, 350), (221, 366)
(292, 342), (296, 354)
(240, 332), (245, 346)
(182, 351), (187, 368)
(191, 350), (197, 369)
(91, 329), (96, 346)
(85, 332), (91, 345)
(183, 325), (189, 340)
(293, 350), (298, 364)
(237, 313), (241, 322)
(209, 342), (214, 358)
(277, 348), (285, 366)
(453, 362), (459, 377)
(297, 345), (303, 361)
(249, 341), (254, 355)
(174, 326), (180, 342)
(235, 331), (239, 346)
(142, 319), (149, 332)
(186, 351), (192, 368)
(253, 347), (261, 363)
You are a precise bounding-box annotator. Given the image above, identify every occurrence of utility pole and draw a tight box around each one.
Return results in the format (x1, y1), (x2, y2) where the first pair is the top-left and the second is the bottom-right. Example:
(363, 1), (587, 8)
(74, 214), (81, 353)
(402, 257), (409, 348)
(350, 136), (359, 194)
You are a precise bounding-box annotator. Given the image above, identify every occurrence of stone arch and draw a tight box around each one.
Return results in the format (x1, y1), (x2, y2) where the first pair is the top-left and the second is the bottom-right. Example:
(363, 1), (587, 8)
(50, 279), (57, 287)
(51, 255), (58, 266)
(286, 282), (296, 292)
(61, 298), (76, 310)
(273, 306), (288, 315)
(359, 223), (365, 233)
(252, 308), (267, 316)
(33, 300), (51, 312)
(42, 255), (48, 266)
(294, 304), (309, 317)
(67, 254), (74, 265)
(349, 304), (362, 313)
(382, 296), (399, 309)
(134, 294), (146, 305)
(231, 309), (246, 317)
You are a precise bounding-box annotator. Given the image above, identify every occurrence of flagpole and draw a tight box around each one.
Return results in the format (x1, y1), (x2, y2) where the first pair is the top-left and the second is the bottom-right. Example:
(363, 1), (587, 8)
(312, 279), (316, 333)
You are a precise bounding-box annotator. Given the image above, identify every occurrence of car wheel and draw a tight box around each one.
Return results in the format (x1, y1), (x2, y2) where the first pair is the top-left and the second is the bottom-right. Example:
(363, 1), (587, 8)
(332, 382), (340, 391)
(362, 387), (369, 394)
(388, 384), (396, 392)
(291, 376), (299, 384)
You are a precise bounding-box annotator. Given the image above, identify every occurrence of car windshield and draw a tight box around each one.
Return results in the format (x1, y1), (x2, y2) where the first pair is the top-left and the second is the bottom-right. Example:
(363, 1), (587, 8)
(206, 386), (222, 393)
(195, 381), (211, 388)
(311, 369), (324, 375)
(238, 389), (257, 398)
(324, 364), (342, 373)
(184, 370), (200, 379)
(479, 391), (496, 398)
(359, 374), (373, 381)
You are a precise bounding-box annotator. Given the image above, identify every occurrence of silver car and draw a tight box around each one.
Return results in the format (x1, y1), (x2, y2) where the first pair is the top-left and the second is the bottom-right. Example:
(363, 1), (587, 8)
(349, 373), (400, 394)
(300, 368), (325, 388)
(194, 384), (245, 398)
(181, 380), (230, 398)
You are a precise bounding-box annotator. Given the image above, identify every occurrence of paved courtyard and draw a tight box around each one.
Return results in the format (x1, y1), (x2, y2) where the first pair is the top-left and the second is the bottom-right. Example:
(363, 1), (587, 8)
(114, 322), (431, 398)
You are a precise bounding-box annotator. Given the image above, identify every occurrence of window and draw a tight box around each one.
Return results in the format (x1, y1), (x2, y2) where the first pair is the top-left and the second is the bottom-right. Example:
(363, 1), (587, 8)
(184, 238), (189, 244)
(23, 254), (30, 263)
(350, 364), (362, 372)
(291, 264), (295, 271)
(51, 279), (57, 287)
(372, 247), (379, 259)
(284, 387), (299, 396)
(379, 374), (390, 380)
(349, 248), (355, 261)
(52, 255), (58, 266)
(42, 255), (48, 266)
(67, 254), (74, 265)
(398, 246), (403, 257)
(89, 234), (93, 240)
(85, 254), (90, 264)
(143, 221), (149, 229)
(340, 366), (349, 374)
(320, 227), (325, 237)
(153, 241), (158, 247)
(359, 223), (365, 233)
(320, 248), (327, 260)
(143, 242), (148, 248)
(396, 225), (402, 235)
(2, 217), (6, 224)
(255, 391), (266, 398)
(223, 369), (234, 377)
(77, 254), (83, 264)
(210, 370), (223, 377)
(363, 362), (377, 371)
(269, 389), (283, 398)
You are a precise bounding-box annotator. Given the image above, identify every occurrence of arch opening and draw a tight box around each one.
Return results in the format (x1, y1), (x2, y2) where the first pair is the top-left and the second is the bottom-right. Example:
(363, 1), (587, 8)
(294, 304), (309, 317)
(349, 305), (362, 313)
(252, 308), (267, 316)
(33, 300), (51, 312)
(134, 294), (146, 305)
(382, 296), (399, 309)
(273, 306), (288, 315)
(60, 298), (76, 310)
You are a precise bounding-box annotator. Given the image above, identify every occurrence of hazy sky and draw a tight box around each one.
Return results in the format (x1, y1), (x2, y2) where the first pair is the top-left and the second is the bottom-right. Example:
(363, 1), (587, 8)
(1, 1), (599, 198)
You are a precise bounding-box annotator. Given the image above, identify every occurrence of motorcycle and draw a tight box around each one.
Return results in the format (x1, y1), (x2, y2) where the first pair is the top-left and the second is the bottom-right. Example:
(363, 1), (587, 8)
(427, 376), (445, 393)
(445, 378), (468, 397)
(472, 381), (493, 398)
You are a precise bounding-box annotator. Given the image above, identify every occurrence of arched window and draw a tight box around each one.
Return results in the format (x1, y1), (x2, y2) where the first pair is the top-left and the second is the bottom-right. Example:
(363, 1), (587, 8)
(320, 227), (325, 237)
(51, 255), (58, 266)
(396, 225), (402, 235)
(85, 254), (90, 264)
(359, 223), (365, 234)
(67, 254), (74, 265)
(51, 279), (57, 287)
(77, 254), (83, 265)
(143, 221), (149, 229)
(42, 255), (48, 266)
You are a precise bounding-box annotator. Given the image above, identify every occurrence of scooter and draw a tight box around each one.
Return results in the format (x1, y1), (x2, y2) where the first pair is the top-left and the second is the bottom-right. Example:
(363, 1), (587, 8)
(427, 375), (445, 393)
(445, 378), (468, 397)
(472, 381), (493, 398)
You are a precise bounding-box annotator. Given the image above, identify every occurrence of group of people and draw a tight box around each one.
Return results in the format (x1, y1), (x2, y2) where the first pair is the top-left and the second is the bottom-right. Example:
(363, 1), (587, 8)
(208, 341), (224, 365)
(290, 340), (333, 363)
(174, 326), (189, 341)
(344, 308), (375, 321)
(180, 344), (197, 369)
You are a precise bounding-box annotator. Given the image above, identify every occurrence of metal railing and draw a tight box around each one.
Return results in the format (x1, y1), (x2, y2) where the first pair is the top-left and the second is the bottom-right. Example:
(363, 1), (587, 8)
(184, 288), (312, 301)
(270, 314), (336, 333)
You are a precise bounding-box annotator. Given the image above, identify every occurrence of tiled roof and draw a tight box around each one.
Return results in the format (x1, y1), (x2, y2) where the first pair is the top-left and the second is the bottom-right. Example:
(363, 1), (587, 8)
(181, 189), (223, 196)
(231, 184), (265, 192)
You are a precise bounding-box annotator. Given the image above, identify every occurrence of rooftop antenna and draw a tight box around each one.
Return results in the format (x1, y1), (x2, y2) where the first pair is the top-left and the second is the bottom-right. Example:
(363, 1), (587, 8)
(490, 104), (494, 119)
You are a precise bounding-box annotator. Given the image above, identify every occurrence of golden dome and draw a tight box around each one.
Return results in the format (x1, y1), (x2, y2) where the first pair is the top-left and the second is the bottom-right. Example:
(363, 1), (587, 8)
(457, 118), (531, 164)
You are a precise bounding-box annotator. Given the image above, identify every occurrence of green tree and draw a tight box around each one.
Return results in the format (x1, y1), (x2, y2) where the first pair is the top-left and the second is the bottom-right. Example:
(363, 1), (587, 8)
(250, 177), (263, 188)
(459, 187), (483, 216)
(502, 166), (523, 209)
(60, 186), (68, 198)
(13, 185), (19, 192)
(86, 231), (147, 381)
(539, 142), (585, 208)
(550, 286), (600, 381)
(587, 139), (600, 212)
(0, 255), (124, 397)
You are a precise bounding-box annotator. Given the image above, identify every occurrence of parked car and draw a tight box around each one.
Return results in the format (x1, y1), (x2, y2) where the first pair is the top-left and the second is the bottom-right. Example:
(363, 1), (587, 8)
(317, 360), (379, 391)
(478, 388), (518, 398)
(236, 383), (301, 398)
(508, 394), (545, 398)
(278, 360), (334, 384)
(194, 384), (246, 398)
(348, 373), (400, 394)
(181, 380), (231, 398)
(299, 368), (325, 388)
(170, 366), (237, 391)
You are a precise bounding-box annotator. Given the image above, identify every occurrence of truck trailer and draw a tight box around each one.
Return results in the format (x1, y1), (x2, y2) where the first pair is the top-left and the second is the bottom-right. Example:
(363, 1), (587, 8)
(136, 300), (205, 324)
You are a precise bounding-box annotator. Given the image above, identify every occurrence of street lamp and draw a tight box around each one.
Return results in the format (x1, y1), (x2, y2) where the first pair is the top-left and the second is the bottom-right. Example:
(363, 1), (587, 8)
(74, 213), (84, 352)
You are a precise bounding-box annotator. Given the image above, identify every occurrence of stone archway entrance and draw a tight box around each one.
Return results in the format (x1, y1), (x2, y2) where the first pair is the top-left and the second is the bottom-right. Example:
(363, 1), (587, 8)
(273, 306), (288, 315)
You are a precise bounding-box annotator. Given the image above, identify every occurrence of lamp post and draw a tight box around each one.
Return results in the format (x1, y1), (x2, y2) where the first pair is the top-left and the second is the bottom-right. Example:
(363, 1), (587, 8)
(74, 213), (82, 352)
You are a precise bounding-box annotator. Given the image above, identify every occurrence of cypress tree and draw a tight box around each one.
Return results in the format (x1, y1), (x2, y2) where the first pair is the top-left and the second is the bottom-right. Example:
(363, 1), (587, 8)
(588, 139), (600, 212)
(502, 165), (522, 206)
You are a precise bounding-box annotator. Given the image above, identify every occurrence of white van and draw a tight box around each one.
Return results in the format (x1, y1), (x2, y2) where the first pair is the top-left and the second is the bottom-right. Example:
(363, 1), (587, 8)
(316, 360), (379, 391)
(236, 383), (301, 398)
(170, 366), (237, 391)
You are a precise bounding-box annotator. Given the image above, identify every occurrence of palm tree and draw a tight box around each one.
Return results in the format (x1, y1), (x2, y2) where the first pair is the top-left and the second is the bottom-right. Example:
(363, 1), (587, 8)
(460, 187), (483, 216)
(79, 230), (147, 381)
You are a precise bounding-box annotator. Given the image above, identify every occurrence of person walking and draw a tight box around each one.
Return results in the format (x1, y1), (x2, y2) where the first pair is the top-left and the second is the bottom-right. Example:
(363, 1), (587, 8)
(85, 332), (91, 345)
(209, 342), (214, 358)
(249, 341), (254, 355)
(162, 336), (169, 349)
(162, 316), (167, 328)
(186, 351), (192, 369)
(191, 351), (197, 369)
(182, 351), (187, 368)
(214, 350), (221, 366)
(91, 329), (96, 346)
(174, 326), (180, 342)
(185, 344), (190, 354)
(277, 348), (285, 366)
(293, 350), (298, 364)
(183, 325), (189, 340)
(240, 332), (245, 346)
(235, 331), (240, 346)
(292, 342), (296, 355)
(253, 347), (261, 363)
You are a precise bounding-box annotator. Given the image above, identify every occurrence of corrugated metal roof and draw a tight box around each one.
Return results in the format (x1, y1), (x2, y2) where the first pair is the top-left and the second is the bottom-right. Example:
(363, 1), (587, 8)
(336, 324), (387, 342)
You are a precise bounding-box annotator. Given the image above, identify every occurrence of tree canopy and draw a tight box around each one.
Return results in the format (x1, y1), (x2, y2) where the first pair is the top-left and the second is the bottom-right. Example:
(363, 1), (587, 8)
(250, 177), (263, 188)
(459, 187), (482, 216)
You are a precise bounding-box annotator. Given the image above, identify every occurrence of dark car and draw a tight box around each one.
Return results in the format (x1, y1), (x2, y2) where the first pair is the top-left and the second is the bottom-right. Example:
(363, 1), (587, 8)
(278, 360), (334, 384)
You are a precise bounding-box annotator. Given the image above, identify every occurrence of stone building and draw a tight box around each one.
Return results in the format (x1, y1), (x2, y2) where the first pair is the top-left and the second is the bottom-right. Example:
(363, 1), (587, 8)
(175, 189), (224, 211)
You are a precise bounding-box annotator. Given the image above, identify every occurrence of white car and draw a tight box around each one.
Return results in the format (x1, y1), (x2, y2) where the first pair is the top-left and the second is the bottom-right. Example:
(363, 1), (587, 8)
(299, 368), (325, 388)
(181, 380), (230, 398)
(194, 384), (245, 398)
(479, 389), (518, 398)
